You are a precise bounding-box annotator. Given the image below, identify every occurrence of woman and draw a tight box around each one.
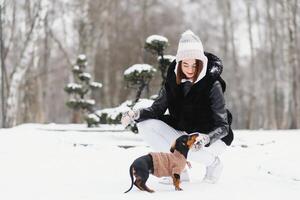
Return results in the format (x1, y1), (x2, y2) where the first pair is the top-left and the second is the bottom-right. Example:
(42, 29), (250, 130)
(121, 30), (233, 184)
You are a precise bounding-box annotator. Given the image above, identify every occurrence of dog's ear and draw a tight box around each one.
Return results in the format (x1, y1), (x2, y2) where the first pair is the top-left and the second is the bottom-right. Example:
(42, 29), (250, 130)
(170, 141), (175, 153)
(190, 133), (199, 138)
(189, 133), (199, 142)
(187, 134), (199, 148)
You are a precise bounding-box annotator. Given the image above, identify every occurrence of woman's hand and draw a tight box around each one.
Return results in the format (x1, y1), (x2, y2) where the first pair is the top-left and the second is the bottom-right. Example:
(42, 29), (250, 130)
(191, 133), (210, 151)
(121, 110), (139, 127)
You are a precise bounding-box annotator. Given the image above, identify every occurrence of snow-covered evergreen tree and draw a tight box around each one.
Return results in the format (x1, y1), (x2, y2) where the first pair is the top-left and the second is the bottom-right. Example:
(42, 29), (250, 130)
(145, 35), (175, 87)
(124, 64), (156, 105)
(64, 54), (102, 127)
(123, 64), (156, 133)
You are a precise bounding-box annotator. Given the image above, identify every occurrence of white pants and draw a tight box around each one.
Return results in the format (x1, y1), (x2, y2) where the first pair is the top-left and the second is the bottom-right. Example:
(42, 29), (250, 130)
(137, 119), (227, 167)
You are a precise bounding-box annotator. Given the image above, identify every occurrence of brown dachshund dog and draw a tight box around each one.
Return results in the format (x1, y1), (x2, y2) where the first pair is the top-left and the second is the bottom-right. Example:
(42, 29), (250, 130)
(124, 133), (199, 193)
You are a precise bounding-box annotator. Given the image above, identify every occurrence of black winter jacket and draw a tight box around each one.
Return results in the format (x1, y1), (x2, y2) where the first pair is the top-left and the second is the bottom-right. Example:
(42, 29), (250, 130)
(137, 52), (234, 146)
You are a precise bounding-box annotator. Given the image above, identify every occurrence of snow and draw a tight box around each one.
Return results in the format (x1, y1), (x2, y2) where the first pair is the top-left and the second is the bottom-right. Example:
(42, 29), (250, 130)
(68, 98), (77, 103)
(132, 99), (154, 110)
(78, 54), (87, 61)
(68, 99), (95, 105)
(79, 72), (91, 79)
(157, 55), (176, 62)
(146, 35), (169, 44)
(90, 81), (103, 88)
(0, 125), (299, 200)
(73, 65), (80, 71)
(150, 94), (158, 100)
(87, 114), (100, 122)
(84, 99), (95, 105)
(124, 64), (156, 76)
(96, 101), (131, 120)
(66, 83), (82, 90)
(96, 99), (154, 120)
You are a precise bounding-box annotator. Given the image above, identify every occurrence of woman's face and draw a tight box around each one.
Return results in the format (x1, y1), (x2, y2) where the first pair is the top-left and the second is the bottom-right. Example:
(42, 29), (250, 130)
(181, 59), (196, 79)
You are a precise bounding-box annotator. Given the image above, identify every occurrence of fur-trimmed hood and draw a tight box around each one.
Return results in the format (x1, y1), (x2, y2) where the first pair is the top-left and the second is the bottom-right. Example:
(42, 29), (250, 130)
(172, 51), (225, 91)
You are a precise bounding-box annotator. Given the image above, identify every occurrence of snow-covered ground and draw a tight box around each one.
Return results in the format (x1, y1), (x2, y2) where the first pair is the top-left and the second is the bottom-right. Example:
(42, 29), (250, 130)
(0, 124), (299, 200)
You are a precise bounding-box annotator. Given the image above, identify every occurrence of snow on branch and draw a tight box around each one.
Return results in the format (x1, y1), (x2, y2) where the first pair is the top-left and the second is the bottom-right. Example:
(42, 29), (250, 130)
(146, 35), (168, 44)
(124, 64), (156, 76)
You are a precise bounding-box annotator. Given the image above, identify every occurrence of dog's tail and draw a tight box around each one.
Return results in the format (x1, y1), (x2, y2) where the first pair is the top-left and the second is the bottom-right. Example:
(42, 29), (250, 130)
(124, 165), (134, 193)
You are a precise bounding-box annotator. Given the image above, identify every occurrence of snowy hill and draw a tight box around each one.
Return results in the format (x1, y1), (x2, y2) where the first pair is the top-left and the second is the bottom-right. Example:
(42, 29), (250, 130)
(0, 124), (299, 200)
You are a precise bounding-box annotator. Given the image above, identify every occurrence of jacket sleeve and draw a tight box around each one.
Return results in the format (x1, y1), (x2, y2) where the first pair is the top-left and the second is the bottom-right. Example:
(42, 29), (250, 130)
(135, 86), (168, 122)
(207, 81), (229, 145)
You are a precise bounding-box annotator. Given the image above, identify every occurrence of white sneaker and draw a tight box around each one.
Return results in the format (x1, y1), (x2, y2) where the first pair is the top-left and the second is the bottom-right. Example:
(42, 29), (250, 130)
(159, 169), (190, 185)
(181, 169), (190, 182)
(203, 157), (223, 184)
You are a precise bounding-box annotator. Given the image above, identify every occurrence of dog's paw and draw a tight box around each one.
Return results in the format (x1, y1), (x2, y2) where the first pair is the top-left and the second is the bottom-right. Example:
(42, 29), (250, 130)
(175, 187), (183, 191)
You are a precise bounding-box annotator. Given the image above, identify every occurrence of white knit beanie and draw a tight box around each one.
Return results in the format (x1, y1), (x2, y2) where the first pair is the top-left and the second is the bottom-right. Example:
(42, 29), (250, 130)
(175, 30), (208, 83)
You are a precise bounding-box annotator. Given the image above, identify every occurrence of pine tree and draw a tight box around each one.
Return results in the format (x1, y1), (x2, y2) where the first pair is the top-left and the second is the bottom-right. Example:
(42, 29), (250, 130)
(123, 64), (156, 133)
(124, 64), (156, 106)
(144, 35), (175, 87)
(64, 54), (102, 127)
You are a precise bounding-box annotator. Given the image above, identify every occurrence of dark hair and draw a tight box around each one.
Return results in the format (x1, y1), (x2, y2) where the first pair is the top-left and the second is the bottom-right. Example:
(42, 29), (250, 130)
(176, 59), (203, 85)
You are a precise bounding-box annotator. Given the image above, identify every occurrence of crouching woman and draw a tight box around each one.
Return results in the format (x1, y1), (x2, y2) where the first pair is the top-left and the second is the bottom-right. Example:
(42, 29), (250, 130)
(121, 30), (233, 183)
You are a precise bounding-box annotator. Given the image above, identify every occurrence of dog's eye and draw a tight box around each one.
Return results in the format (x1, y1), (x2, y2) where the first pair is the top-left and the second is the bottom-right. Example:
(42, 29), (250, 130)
(181, 142), (186, 146)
